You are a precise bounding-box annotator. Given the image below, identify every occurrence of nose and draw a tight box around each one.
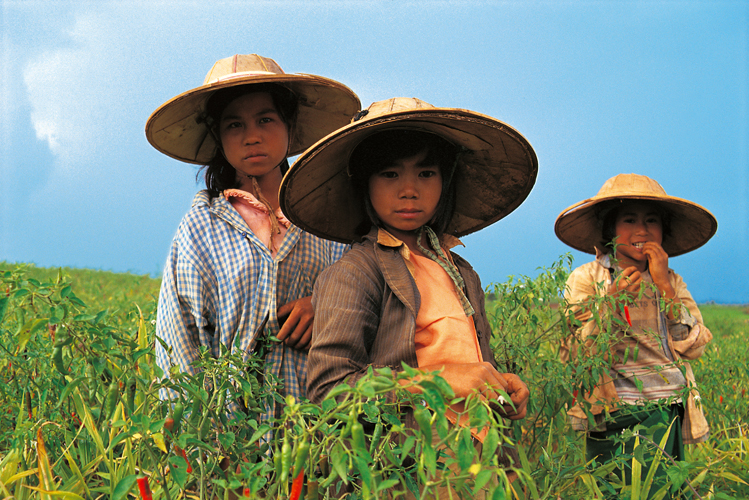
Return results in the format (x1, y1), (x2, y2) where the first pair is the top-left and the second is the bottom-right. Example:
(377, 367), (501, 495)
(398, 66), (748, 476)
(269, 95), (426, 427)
(398, 173), (419, 198)
(243, 123), (261, 144)
(633, 220), (648, 234)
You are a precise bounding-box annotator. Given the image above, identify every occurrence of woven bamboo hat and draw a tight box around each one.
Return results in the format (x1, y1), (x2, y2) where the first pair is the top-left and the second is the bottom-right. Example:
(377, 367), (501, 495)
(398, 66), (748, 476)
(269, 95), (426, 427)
(554, 173), (717, 256)
(280, 97), (538, 243)
(145, 54), (360, 164)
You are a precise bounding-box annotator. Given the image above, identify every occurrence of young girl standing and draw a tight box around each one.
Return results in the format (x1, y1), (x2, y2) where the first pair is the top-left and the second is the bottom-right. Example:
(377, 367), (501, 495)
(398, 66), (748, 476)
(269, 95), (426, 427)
(555, 173), (717, 496)
(145, 54), (360, 421)
(280, 97), (537, 495)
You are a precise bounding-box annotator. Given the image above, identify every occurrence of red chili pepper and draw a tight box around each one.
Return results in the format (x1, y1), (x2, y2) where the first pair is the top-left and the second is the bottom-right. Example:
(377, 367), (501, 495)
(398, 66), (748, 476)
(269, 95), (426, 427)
(572, 390), (579, 405)
(624, 306), (632, 327)
(243, 487), (251, 497)
(289, 469), (304, 500)
(174, 445), (193, 473)
(137, 476), (153, 500)
(719, 395), (723, 404)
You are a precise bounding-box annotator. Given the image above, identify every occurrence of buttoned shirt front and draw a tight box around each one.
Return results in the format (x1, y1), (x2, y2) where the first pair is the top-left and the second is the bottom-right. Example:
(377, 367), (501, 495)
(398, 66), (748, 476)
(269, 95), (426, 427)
(155, 190), (347, 420)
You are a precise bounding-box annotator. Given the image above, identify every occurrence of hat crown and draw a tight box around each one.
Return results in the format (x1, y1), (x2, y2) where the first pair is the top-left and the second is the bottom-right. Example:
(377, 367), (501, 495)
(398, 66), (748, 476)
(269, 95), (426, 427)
(358, 97), (436, 122)
(597, 173), (667, 199)
(203, 54), (285, 85)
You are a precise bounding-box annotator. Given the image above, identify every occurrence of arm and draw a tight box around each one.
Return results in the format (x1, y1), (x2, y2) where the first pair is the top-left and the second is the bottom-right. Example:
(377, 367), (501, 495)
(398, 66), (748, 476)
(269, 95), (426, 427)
(155, 239), (214, 397)
(307, 258), (385, 403)
(275, 241), (351, 350)
(667, 271), (712, 359)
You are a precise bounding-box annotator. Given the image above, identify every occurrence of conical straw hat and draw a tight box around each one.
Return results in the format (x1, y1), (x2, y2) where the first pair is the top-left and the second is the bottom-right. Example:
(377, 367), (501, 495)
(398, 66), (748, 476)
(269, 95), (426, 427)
(280, 97), (538, 243)
(554, 173), (717, 256)
(146, 54), (360, 163)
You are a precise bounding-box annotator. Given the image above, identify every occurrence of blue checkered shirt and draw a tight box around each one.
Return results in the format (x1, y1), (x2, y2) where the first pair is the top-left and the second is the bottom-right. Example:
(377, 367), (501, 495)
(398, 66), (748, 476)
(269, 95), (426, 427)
(155, 190), (347, 421)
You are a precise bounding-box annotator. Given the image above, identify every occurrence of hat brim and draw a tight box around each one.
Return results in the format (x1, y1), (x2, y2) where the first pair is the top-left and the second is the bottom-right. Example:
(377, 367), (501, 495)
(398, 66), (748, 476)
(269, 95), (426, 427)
(554, 194), (717, 257)
(145, 73), (360, 164)
(281, 108), (538, 243)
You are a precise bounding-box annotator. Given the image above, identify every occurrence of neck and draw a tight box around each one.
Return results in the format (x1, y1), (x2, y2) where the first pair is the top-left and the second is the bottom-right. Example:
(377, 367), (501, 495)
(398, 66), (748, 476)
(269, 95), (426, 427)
(238, 167), (283, 211)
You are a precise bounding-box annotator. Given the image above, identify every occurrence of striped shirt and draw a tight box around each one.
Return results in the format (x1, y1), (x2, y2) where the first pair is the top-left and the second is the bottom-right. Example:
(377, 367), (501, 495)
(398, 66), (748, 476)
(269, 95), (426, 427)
(155, 190), (347, 421)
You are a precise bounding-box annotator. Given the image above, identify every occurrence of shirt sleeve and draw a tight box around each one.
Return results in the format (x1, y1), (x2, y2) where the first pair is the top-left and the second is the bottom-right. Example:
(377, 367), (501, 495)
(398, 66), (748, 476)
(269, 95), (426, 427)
(668, 271), (712, 359)
(307, 257), (383, 403)
(155, 226), (216, 398)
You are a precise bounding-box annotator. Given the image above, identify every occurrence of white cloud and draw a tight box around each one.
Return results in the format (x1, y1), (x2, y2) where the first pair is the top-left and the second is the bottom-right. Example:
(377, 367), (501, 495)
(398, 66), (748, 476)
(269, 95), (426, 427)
(22, 12), (119, 171)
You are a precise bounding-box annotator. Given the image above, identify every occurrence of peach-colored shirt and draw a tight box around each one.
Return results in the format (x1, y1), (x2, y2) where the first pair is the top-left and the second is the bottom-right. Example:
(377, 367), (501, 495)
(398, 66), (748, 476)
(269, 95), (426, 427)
(224, 189), (290, 257)
(411, 253), (483, 367)
(410, 252), (488, 441)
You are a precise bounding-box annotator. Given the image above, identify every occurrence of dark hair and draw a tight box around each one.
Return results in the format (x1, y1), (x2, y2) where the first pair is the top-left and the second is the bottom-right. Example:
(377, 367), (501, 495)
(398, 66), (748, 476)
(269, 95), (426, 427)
(198, 83), (298, 196)
(600, 200), (673, 253)
(348, 129), (460, 237)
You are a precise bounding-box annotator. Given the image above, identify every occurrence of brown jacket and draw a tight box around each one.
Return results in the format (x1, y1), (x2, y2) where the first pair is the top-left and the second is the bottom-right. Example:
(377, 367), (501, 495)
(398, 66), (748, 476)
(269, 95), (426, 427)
(308, 228), (497, 403)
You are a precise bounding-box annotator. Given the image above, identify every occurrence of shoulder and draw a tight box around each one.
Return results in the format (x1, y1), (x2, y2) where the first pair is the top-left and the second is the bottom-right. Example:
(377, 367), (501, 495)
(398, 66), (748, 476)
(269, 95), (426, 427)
(565, 260), (609, 298)
(569, 260), (606, 280)
(450, 251), (477, 274)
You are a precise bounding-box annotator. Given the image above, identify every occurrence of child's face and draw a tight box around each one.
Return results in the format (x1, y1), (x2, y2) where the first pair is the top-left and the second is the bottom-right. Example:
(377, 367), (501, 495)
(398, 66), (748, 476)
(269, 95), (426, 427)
(368, 148), (442, 241)
(219, 92), (289, 189)
(613, 201), (664, 267)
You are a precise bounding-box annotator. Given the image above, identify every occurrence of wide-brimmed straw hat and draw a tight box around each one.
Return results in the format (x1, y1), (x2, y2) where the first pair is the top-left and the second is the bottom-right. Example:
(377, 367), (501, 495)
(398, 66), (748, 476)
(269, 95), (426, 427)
(554, 173), (717, 256)
(280, 97), (538, 243)
(145, 54), (360, 164)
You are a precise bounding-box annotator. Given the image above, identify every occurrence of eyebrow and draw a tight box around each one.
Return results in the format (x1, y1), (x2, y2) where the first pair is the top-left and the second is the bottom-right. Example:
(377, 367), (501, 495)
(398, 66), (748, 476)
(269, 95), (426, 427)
(220, 108), (280, 121)
(620, 211), (660, 217)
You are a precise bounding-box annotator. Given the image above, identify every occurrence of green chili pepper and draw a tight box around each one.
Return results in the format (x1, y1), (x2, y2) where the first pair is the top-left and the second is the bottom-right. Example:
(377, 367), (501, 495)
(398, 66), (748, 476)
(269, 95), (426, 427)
(216, 391), (228, 426)
(319, 468), (338, 489)
(273, 444), (282, 481)
(293, 435), (310, 478)
(126, 376), (136, 415)
(351, 420), (366, 454)
(413, 406), (432, 444)
(52, 346), (66, 375)
(53, 328), (72, 348)
(104, 380), (118, 420)
(369, 421), (383, 456)
(189, 395), (202, 429)
(198, 413), (211, 441)
(305, 478), (318, 500)
(280, 431), (292, 483)
(172, 401), (184, 432)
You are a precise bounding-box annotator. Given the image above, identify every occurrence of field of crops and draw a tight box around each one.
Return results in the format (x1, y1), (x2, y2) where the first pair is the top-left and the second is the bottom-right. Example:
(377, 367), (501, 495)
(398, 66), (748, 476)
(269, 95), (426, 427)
(0, 258), (747, 499)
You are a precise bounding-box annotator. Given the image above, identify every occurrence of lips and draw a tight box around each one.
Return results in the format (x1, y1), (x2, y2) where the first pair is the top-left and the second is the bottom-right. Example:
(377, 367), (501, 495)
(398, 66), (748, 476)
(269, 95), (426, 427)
(244, 151), (266, 160)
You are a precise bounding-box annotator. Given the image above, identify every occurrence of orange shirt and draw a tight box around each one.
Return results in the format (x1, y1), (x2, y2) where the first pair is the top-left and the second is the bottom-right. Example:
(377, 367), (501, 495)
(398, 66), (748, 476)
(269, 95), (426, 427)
(411, 253), (483, 367)
(410, 252), (488, 441)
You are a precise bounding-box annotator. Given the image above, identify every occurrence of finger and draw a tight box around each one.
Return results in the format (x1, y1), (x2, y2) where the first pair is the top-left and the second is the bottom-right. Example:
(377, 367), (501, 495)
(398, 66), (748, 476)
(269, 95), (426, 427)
(281, 313), (313, 348)
(277, 301), (294, 321)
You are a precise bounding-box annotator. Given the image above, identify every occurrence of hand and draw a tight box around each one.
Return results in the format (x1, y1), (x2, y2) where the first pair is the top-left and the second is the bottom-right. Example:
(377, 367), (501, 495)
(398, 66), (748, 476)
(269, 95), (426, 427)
(277, 296), (314, 350)
(608, 266), (643, 297)
(490, 373), (529, 420)
(416, 362), (528, 419)
(641, 242), (675, 297)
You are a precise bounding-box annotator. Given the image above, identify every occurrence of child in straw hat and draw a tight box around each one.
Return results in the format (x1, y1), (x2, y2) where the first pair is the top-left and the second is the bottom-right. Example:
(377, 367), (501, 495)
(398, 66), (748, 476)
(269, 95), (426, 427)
(281, 97), (537, 495)
(146, 54), (359, 422)
(555, 173), (717, 495)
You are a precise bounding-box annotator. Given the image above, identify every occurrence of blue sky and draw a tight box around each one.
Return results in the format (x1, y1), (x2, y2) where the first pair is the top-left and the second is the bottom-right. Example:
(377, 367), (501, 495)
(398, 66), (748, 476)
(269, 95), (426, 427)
(1, 1), (747, 303)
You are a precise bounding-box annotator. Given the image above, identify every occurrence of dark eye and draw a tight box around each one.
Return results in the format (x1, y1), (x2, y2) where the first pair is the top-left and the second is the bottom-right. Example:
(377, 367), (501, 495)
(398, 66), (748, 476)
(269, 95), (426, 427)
(259, 117), (274, 124)
(378, 170), (398, 179)
(420, 169), (438, 178)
